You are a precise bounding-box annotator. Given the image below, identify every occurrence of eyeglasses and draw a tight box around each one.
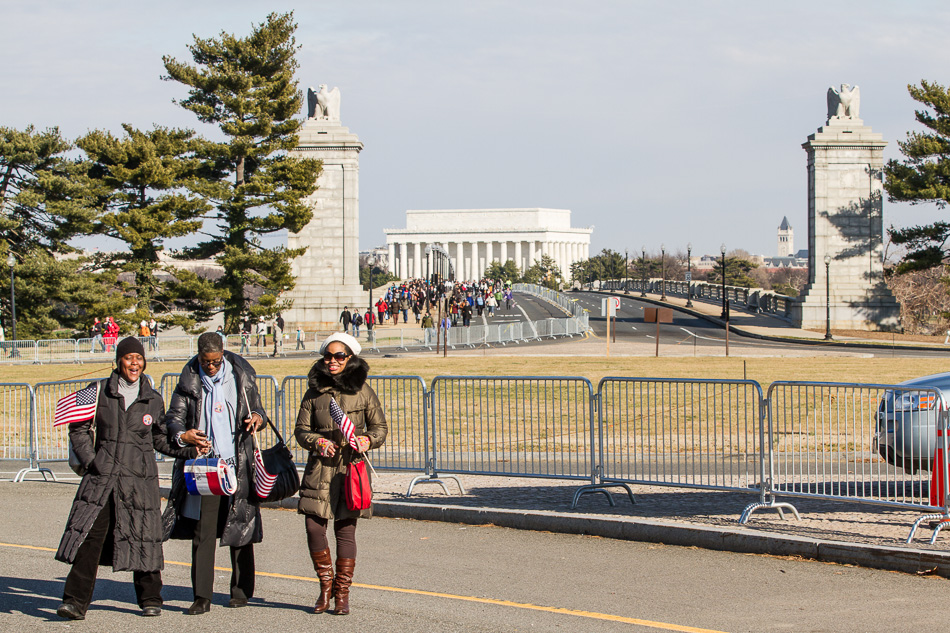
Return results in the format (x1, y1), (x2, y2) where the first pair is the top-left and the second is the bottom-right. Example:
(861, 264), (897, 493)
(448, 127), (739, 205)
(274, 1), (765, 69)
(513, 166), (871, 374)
(199, 357), (224, 368)
(323, 352), (350, 362)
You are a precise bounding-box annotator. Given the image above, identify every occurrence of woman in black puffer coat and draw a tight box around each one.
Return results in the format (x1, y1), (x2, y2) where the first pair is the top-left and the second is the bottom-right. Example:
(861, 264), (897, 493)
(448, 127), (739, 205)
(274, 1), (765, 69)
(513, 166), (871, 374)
(295, 332), (387, 616)
(55, 337), (194, 620)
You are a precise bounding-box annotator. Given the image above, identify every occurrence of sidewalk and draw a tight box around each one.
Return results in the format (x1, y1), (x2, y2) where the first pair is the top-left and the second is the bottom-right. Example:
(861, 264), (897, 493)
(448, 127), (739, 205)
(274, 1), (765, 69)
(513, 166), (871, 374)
(364, 472), (950, 577)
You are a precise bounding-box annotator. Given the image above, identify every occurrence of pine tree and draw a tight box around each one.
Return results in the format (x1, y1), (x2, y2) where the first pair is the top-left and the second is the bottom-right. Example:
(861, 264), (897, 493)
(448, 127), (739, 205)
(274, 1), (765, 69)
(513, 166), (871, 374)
(162, 11), (322, 332)
(78, 124), (221, 331)
(0, 126), (96, 253)
(884, 80), (950, 272)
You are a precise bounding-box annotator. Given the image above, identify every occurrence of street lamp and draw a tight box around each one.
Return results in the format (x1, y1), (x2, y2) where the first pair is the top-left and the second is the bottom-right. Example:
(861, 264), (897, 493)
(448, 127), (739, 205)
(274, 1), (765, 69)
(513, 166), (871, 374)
(824, 254), (833, 340)
(6, 252), (15, 344)
(720, 243), (728, 319)
(624, 249), (629, 294)
(660, 244), (667, 300)
(640, 246), (647, 297)
(686, 242), (693, 308)
(367, 254), (376, 315)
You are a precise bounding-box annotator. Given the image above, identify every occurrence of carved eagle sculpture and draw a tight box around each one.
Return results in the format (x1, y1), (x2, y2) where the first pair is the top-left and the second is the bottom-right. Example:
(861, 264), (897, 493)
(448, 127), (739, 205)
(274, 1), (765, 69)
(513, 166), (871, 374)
(308, 84), (341, 120)
(826, 84), (860, 121)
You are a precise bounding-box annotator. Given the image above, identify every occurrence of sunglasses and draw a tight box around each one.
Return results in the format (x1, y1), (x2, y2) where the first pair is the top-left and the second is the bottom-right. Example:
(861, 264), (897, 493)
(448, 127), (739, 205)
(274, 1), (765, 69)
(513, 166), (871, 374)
(199, 358), (224, 368)
(323, 352), (351, 362)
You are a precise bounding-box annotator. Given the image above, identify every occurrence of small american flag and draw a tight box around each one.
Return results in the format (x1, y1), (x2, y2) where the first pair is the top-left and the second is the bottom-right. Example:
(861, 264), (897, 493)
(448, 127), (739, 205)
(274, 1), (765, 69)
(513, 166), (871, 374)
(329, 397), (359, 450)
(54, 383), (100, 427)
(253, 444), (277, 498)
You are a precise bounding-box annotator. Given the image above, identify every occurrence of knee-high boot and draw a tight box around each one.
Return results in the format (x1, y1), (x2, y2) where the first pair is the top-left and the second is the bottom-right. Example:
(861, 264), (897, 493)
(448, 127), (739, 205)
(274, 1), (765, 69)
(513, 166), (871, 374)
(332, 557), (355, 615)
(309, 548), (334, 614)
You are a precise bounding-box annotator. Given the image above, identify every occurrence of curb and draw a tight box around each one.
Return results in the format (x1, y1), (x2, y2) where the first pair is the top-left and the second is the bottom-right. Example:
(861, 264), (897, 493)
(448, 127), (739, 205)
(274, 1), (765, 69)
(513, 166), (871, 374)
(160, 485), (950, 579)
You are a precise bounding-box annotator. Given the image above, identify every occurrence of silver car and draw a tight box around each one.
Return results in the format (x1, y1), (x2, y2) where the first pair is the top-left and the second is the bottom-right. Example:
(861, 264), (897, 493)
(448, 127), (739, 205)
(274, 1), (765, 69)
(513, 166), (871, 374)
(875, 372), (948, 474)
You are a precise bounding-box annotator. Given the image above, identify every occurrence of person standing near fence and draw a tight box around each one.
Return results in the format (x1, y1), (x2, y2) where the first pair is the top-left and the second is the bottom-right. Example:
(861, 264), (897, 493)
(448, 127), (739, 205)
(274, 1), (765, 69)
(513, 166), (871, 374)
(294, 332), (387, 616)
(296, 326), (306, 351)
(148, 318), (159, 351)
(273, 314), (284, 357)
(55, 337), (194, 620)
(90, 318), (105, 353)
(161, 332), (268, 615)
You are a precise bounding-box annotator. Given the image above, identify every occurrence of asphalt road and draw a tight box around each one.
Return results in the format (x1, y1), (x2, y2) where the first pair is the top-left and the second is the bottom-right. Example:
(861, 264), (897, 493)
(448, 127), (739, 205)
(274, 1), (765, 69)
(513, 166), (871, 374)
(534, 290), (950, 359)
(3, 481), (948, 632)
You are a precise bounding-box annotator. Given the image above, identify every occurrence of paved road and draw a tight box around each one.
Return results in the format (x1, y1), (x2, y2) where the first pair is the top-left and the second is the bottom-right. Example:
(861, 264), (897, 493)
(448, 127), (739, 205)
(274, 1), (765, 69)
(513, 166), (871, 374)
(553, 290), (950, 359)
(2, 482), (947, 632)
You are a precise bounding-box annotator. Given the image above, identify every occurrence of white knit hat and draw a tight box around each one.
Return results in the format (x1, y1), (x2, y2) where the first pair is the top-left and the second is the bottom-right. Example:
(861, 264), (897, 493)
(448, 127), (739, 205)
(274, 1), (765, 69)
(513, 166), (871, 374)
(319, 332), (362, 356)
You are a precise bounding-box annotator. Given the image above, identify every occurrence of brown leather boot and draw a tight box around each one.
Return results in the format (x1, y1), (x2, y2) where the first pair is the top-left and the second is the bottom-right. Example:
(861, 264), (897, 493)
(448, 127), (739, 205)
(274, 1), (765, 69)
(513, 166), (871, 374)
(310, 548), (334, 614)
(332, 557), (355, 615)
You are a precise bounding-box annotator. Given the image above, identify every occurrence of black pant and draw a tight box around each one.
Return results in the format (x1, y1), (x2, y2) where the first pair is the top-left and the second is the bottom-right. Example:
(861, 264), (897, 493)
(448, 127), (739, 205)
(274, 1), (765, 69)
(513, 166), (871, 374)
(63, 494), (162, 611)
(191, 495), (255, 601)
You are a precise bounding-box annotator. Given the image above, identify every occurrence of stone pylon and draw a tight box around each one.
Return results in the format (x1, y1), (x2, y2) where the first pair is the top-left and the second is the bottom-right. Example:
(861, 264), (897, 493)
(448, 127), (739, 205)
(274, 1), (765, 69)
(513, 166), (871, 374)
(791, 86), (901, 332)
(282, 89), (367, 330)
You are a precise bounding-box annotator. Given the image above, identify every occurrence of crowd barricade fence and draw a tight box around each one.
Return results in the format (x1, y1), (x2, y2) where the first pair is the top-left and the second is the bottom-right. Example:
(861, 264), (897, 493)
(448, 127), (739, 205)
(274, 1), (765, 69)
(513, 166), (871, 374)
(427, 375), (595, 499)
(35, 339), (78, 364)
(594, 377), (777, 512)
(756, 381), (950, 543)
(0, 384), (37, 481)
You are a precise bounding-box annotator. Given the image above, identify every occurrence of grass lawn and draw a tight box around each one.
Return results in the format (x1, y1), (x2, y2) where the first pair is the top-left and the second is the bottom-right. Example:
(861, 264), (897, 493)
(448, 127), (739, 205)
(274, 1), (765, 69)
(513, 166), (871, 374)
(1, 353), (946, 390)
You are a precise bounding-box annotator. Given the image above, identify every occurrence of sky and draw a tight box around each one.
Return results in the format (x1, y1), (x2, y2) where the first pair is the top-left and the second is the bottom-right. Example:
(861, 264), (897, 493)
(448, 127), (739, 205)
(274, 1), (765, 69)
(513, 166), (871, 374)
(3, 0), (950, 259)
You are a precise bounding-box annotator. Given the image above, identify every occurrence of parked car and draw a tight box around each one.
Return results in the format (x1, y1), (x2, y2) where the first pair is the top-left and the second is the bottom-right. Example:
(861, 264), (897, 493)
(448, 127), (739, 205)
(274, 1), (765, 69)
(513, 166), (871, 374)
(875, 372), (948, 474)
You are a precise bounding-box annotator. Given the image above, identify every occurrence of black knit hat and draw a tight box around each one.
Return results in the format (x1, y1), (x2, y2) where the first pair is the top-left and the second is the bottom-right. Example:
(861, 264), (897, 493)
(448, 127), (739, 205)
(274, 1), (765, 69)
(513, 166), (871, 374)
(115, 336), (147, 368)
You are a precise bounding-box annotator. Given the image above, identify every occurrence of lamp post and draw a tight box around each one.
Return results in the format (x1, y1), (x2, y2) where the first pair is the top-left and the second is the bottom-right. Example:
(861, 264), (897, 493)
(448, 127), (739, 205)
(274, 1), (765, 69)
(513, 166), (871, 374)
(624, 249), (629, 294)
(640, 246), (647, 297)
(367, 254), (376, 314)
(824, 254), (833, 340)
(6, 253), (15, 344)
(720, 244), (727, 319)
(660, 244), (667, 300)
(686, 242), (693, 308)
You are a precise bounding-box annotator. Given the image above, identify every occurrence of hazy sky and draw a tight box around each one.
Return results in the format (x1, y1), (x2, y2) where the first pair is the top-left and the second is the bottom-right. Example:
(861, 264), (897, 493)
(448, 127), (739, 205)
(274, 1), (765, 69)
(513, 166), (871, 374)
(3, 1), (950, 258)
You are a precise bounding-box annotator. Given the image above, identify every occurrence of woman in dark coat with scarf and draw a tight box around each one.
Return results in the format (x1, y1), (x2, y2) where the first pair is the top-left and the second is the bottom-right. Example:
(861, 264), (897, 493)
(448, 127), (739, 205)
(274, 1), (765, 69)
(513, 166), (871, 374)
(295, 332), (387, 615)
(55, 337), (194, 620)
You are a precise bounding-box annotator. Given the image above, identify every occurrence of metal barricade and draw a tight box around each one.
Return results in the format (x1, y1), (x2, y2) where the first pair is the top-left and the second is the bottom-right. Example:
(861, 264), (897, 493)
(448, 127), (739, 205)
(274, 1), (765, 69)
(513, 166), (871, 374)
(0, 384), (37, 481)
(35, 339), (79, 364)
(0, 340), (37, 363)
(32, 379), (103, 472)
(754, 382), (948, 533)
(428, 376), (595, 499)
(597, 378), (775, 512)
(253, 375), (283, 449)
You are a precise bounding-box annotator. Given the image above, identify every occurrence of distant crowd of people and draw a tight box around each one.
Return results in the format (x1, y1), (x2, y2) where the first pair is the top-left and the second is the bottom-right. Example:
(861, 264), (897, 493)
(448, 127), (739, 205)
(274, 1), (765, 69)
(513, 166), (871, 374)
(90, 317), (159, 353)
(338, 278), (515, 338)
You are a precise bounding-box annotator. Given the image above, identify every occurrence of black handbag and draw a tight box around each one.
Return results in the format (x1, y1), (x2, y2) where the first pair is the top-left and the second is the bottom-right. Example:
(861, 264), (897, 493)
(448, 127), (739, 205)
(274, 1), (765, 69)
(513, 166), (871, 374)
(252, 418), (300, 502)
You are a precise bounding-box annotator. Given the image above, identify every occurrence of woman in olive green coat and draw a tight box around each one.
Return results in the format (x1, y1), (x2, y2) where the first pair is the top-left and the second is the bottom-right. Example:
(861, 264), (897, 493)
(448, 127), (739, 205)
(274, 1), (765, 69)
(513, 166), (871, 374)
(294, 332), (387, 616)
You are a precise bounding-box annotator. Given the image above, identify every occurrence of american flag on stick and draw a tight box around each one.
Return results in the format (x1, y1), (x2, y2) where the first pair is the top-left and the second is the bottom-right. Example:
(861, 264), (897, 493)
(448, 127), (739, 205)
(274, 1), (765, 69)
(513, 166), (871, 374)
(329, 397), (359, 450)
(54, 383), (100, 427)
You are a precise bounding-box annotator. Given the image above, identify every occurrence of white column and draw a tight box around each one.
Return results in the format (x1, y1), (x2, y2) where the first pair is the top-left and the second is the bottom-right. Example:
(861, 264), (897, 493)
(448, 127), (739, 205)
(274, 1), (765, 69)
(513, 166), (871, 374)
(500, 240), (508, 265)
(388, 242), (395, 275)
(486, 240), (494, 270)
(514, 241), (523, 272)
(413, 242), (422, 279)
(528, 241), (537, 269)
(559, 241), (567, 275)
(454, 241), (463, 280)
(469, 240), (478, 279)
(399, 242), (408, 281)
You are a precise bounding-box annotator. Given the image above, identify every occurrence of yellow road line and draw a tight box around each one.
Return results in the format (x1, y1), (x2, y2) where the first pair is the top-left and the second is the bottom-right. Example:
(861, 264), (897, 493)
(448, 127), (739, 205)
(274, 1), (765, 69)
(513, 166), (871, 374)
(1, 541), (726, 633)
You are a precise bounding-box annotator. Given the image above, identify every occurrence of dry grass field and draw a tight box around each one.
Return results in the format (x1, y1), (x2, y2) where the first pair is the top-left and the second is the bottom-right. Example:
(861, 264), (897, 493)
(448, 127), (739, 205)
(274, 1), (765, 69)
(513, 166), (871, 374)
(0, 353), (945, 389)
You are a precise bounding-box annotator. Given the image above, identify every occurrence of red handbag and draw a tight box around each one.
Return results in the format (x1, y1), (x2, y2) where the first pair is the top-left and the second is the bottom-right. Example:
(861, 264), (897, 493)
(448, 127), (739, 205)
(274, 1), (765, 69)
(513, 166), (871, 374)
(345, 458), (372, 511)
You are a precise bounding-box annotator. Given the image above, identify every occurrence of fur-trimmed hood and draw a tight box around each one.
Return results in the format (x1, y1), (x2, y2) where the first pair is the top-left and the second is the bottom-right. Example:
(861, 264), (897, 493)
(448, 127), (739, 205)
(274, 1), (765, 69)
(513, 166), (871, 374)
(307, 355), (370, 394)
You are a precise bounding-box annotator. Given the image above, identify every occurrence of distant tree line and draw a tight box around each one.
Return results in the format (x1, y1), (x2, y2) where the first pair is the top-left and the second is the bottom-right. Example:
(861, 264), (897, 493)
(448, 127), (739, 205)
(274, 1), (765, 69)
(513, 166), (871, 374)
(0, 12), (320, 338)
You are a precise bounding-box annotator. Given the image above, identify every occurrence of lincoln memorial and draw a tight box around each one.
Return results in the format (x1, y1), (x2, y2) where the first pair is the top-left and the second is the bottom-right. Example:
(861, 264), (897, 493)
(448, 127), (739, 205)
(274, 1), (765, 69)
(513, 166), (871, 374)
(383, 208), (593, 281)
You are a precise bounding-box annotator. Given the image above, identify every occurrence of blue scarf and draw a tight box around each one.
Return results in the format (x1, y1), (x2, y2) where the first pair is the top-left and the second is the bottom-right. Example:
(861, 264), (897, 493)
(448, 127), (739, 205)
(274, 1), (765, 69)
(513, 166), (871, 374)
(199, 357), (237, 466)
